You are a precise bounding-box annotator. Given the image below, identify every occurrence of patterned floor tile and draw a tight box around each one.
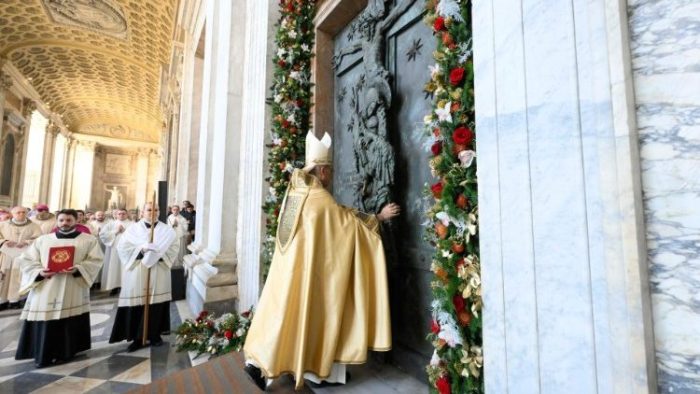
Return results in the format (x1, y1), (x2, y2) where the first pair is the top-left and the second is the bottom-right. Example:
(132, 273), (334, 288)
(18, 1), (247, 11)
(30, 376), (107, 394)
(85, 380), (142, 394)
(0, 372), (63, 394)
(110, 359), (151, 385)
(71, 355), (146, 380)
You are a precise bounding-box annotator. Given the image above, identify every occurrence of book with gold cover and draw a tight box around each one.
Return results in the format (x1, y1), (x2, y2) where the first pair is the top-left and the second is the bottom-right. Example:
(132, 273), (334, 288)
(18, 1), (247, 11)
(47, 246), (75, 272)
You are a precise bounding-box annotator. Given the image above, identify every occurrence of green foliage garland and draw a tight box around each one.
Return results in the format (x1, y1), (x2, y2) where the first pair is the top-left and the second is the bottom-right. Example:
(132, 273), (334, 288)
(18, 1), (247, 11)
(175, 310), (253, 358)
(422, 1), (483, 393)
(262, 0), (317, 279)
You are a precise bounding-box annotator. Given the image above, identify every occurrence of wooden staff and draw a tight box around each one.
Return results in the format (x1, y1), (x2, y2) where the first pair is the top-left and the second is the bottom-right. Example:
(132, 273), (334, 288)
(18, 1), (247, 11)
(142, 190), (157, 346)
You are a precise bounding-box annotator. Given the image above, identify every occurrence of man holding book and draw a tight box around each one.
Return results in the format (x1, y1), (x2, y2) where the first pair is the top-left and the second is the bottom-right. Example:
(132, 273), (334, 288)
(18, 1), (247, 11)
(14, 209), (104, 367)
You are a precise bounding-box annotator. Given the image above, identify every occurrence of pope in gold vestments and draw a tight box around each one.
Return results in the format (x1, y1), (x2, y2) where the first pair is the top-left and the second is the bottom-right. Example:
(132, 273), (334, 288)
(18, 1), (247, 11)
(244, 167), (392, 389)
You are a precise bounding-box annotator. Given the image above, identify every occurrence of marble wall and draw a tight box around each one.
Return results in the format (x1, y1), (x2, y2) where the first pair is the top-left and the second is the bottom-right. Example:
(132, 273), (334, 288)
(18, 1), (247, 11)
(472, 0), (657, 392)
(628, 0), (700, 391)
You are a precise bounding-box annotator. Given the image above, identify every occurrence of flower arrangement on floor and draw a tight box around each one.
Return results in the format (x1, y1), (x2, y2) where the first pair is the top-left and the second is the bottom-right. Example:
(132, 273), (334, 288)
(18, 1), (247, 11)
(175, 309), (253, 358)
(262, 0), (318, 280)
(422, 1), (483, 393)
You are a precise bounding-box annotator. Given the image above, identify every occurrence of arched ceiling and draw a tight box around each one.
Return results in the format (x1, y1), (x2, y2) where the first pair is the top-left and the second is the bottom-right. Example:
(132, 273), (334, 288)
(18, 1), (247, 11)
(0, 0), (177, 142)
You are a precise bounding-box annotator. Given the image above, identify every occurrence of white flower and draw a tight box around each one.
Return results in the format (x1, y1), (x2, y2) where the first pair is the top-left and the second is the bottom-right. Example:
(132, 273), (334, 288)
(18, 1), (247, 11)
(436, 0), (465, 23)
(435, 101), (452, 123)
(458, 150), (476, 168)
(288, 30), (298, 39)
(423, 114), (435, 126)
(276, 48), (286, 59)
(286, 113), (296, 125)
(274, 93), (284, 103)
(430, 350), (441, 367)
(269, 187), (277, 197)
(429, 64), (441, 79)
(301, 43), (310, 53)
(432, 301), (463, 348)
(236, 328), (245, 337)
(284, 162), (295, 173)
(441, 250), (453, 259)
(458, 39), (473, 64)
(435, 211), (452, 227)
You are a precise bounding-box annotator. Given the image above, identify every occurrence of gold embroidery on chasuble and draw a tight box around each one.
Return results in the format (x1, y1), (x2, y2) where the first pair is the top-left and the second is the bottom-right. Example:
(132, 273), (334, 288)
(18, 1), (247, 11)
(276, 170), (312, 252)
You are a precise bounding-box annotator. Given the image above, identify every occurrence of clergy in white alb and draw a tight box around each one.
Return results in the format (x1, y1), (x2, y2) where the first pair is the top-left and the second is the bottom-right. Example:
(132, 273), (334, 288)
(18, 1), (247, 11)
(99, 209), (132, 295)
(0, 206), (43, 310)
(166, 205), (189, 266)
(15, 209), (103, 367)
(109, 202), (179, 352)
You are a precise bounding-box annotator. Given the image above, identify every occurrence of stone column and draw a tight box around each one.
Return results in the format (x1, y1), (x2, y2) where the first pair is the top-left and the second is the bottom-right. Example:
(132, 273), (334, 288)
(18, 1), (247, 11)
(175, 39), (197, 205)
(473, 0), (656, 392)
(38, 123), (59, 204)
(134, 148), (150, 208)
(70, 140), (96, 209)
(236, 0), (273, 309)
(0, 67), (11, 141)
(184, 0), (242, 315)
(60, 136), (76, 208)
(15, 99), (35, 204)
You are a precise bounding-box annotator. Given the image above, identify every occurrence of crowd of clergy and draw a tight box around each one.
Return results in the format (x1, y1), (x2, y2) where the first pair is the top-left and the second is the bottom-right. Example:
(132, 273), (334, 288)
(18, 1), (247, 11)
(0, 201), (195, 367)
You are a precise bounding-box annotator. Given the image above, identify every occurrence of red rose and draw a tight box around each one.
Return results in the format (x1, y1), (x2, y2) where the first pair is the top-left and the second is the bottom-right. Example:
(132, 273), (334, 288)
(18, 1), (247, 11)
(431, 141), (442, 156)
(453, 293), (465, 313)
(241, 310), (251, 318)
(433, 16), (446, 31)
(277, 59), (286, 67)
(224, 330), (233, 340)
(449, 67), (465, 86)
(452, 126), (474, 146)
(431, 182), (443, 199)
(281, 119), (290, 128)
(436, 376), (451, 394)
(431, 319), (440, 335)
(196, 310), (209, 322)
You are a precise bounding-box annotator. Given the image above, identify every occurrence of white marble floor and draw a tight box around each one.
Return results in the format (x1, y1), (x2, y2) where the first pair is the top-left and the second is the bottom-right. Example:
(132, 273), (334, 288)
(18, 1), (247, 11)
(0, 293), (195, 394)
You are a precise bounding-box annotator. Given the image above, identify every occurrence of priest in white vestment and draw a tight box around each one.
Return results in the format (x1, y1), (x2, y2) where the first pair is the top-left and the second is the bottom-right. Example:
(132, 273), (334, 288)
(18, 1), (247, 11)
(0, 206), (43, 310)
(99, 209), (132, 295)
(15, 209), (103, 367)
(109, 202), (179, 352)
(166, 205), (189, 266)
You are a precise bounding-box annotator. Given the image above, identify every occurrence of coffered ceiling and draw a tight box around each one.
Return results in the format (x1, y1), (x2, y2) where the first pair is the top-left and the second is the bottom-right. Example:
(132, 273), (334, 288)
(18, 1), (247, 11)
(0, 0), (178, 142)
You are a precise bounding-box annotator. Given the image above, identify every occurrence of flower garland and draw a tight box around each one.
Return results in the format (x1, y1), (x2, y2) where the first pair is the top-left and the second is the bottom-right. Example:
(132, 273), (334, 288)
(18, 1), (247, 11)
(423, 1), (483, 393)
(175, 309), (253, 358)
(262, 0), (317, 279)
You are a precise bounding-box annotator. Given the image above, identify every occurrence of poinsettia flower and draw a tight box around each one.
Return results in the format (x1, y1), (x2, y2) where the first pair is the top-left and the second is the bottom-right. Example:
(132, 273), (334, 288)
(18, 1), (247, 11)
(288, 29), (298, 39)
(301, 43), (310, 52)
(436, 0), (464, 23)
(435, 101), (452, 123)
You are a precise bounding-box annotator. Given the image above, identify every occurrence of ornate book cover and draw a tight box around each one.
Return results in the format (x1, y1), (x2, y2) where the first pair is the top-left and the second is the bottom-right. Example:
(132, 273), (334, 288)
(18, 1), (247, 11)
(48, 246), (75, 272)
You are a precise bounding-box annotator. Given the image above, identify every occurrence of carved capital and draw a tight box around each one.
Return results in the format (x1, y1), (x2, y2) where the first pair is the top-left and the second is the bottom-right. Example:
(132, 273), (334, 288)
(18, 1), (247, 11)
(22, 99), (37, 117)
(46, 122), (60, 137)
(0, 72), (12, 91)
(136, 147), (151, 157)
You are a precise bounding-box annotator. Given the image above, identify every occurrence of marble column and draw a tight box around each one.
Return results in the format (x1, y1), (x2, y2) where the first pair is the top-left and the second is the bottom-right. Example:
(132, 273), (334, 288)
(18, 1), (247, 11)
(38, 123), (58, 204)
(472, 0), (656, 392)
(236, 0), (273, 309)
(70, 140), (96, 209)
(134, 148), (150, 208)
(183, 0), (241, 315)
(61, 136), (76, 208)
(0, 68), (11, 141)
(15, 100), (35, 204)
(627, 0), (700, 391)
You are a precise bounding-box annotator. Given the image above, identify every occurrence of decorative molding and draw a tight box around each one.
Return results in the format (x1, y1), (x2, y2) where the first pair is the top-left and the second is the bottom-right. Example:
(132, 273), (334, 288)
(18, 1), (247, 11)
(79, 124), (157, 142)
(0, 71), (12, 91)
(40, 0), (129, 40)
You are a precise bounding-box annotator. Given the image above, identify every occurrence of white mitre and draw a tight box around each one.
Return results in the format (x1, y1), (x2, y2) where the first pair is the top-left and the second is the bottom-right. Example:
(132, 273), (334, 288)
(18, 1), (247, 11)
(302, 131), (332, 172)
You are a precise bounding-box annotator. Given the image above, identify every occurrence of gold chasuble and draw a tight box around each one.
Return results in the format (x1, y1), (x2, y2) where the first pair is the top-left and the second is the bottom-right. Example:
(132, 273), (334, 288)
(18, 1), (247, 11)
(244, 169), (391, 388)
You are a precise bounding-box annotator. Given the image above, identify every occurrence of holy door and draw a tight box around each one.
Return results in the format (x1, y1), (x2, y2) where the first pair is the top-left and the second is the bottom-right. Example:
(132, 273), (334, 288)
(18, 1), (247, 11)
(332, 0), (434, 378)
